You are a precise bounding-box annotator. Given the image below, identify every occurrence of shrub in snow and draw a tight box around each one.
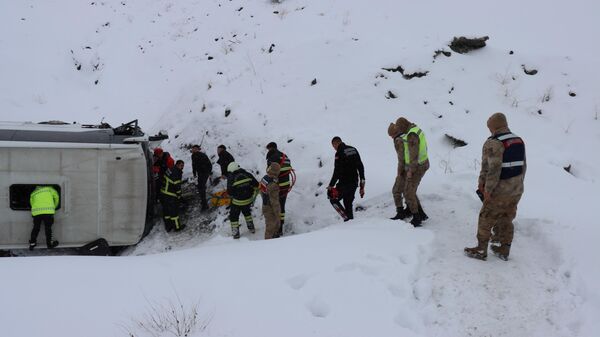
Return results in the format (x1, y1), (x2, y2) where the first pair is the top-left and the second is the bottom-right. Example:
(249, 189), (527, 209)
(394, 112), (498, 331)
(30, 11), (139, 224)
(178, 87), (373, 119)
(449, 36), (489, 54)
(123, 296), (211, 337)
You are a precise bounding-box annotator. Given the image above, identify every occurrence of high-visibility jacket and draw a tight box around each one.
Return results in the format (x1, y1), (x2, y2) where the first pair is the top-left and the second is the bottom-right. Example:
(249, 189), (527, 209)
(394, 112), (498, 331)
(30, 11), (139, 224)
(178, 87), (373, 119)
(161, 167), (183, 199)
(30, 186), (59, 216)
(227, 169), (259, 206)
(403, 126), (428, 165)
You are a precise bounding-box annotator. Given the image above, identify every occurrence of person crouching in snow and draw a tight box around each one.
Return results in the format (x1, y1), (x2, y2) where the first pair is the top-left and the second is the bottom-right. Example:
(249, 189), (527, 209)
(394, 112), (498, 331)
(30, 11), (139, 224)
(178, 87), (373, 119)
(260, 163), (282, 239)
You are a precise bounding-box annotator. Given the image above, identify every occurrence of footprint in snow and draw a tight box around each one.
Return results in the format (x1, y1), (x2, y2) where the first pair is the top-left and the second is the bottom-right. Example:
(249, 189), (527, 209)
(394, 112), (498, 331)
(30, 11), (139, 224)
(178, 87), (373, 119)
(307, 297), (330, 318)
(286, 274), (311, 290)
(335, 262), (380, 276)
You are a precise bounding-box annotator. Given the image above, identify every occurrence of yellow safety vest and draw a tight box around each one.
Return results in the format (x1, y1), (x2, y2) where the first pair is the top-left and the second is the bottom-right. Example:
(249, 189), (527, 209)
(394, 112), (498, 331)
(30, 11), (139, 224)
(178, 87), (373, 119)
(403, 126), (428, 165)
(30, 186), (59, 216)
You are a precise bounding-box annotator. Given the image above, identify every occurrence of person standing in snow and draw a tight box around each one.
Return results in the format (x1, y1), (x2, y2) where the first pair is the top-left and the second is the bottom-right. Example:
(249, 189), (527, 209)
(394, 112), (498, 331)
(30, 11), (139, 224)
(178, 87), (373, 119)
(260, 162), (282, 239)
(327, 136), (365, 221)
(227, 162), (259, 239)
(28, 185), (60, 250)
(388, 120), (410, 220)
(265, 142), (293, 236)
(153, 147), (174, 202)
(216, 145), (235, 183)
(465, 112), (526, 261)
(161, 160), (186, 232)
(191, 144), (212, 211)
(394, 118), (429, 227)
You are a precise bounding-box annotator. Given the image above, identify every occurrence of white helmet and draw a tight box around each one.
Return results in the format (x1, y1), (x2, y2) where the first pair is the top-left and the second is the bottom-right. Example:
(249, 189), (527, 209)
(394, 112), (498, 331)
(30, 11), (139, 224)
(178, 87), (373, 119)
(227, 162), (240, 173)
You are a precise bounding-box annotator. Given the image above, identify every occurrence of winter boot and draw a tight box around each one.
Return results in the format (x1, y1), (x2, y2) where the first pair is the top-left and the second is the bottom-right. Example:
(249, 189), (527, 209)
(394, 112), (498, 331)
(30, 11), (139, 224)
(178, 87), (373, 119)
(278, 220), (284, 237)
(47, 240), (59, 249)
(247, 223), (256, 234)
(464, 240), (488, 260)
(418, 204), (428, 221)
(410, 213), (423, 227)
(29, 240), (36, 251)
(491, 243), (511, 261)
(390, 207), (410, 220)
(232, 227), (240, 239)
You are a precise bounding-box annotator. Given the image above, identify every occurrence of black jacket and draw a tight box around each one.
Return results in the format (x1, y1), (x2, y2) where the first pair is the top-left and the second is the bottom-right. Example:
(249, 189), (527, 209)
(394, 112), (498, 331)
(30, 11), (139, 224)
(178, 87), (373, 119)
(227, 169), (259, 203)
(217, 150), (235, 176)
(161, 166), (183, 199)
(192, 152), (212, 178)
(329, 143), (365, 187)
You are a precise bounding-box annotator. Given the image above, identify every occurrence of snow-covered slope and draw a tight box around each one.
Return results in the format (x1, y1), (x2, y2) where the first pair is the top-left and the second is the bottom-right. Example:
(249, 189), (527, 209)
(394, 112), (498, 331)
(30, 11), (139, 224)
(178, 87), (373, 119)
(1, 0), (600, 336)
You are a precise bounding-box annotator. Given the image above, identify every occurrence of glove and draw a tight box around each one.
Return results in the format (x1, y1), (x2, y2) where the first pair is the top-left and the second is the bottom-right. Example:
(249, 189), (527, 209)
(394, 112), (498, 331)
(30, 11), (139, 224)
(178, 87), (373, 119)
(359, 180), (365, 198)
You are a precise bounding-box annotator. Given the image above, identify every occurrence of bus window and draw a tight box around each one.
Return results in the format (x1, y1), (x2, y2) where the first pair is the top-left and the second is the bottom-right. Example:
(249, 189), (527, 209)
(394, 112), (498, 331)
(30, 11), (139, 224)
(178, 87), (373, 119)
(9, 185), (62, 211)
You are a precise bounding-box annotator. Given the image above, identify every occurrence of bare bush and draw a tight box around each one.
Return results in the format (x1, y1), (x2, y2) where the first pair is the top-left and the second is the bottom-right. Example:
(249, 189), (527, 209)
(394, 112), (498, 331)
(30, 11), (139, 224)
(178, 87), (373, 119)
(122, 293), (212, 337)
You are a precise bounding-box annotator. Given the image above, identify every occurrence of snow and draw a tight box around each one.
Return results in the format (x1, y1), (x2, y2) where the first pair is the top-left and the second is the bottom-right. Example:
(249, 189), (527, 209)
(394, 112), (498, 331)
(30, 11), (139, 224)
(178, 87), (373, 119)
(1, 0), (600, 336)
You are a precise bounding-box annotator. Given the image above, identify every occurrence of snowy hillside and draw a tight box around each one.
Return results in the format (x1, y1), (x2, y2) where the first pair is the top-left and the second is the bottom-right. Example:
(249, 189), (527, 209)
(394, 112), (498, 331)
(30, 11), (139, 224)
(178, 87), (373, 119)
(1, 0), (600, 336)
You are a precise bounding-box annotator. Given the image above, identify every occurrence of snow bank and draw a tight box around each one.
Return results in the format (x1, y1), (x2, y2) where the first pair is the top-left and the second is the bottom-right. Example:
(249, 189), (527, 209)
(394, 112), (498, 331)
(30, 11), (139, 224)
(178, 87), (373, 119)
(0, 221), (433, 337)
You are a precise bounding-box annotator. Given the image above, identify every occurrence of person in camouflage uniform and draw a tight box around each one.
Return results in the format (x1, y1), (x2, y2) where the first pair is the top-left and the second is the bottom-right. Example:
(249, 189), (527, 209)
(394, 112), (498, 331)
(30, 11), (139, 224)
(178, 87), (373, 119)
(260, 163), (282, 239)
(465, 112), (526, 261)
(387, 122), (410, 220)
(395, 117), (429, 227)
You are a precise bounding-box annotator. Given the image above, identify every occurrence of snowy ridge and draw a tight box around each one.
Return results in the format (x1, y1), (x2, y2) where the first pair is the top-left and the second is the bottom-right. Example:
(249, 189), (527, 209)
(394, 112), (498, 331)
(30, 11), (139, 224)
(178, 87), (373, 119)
(1, 0), (600, 336)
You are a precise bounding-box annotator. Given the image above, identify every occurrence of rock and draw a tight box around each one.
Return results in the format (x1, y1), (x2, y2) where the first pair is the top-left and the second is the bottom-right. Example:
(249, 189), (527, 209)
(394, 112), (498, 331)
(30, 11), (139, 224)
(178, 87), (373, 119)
(445, 134), (468, 147)
(449, 36), (489, 54)
(433, 49), (452, 60)
(522, 65), (538, 75)
(382, 65), (428, 79)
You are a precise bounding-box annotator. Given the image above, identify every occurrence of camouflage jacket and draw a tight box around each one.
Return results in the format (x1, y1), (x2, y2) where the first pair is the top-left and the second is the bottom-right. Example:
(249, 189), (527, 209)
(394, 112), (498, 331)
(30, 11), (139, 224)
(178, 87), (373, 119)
(393, 135), (405, 175)
(478, 127), (526, 198)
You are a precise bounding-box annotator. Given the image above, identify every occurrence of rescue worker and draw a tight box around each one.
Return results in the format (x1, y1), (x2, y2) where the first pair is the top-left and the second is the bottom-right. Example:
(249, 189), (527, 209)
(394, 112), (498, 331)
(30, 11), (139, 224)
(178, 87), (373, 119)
(395, 117), (429, 227)
(216, 145), (235, 183)
(161, 160), (186, 232)
(260, 162), (282, 239)
(388, 122), (410, 220)
(327, 136), (365, 221)
(153, 147), (174, 202)
(227, 162), (259, 239)
(29, 185), (60, 250)
(465, 112), (526, 261)
(191, 144), (212, 211)
(265, 142), (292, 236)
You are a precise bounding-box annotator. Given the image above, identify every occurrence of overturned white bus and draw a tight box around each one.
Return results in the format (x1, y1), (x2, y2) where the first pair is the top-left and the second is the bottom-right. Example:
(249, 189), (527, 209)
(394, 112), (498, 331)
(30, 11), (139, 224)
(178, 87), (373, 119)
(0, 120), (166, 250)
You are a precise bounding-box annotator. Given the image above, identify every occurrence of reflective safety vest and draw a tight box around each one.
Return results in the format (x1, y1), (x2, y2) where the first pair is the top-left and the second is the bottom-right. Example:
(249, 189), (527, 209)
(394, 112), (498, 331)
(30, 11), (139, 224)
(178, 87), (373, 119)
(161, 168), (182, 198)
(228, 170), (259, 206)
(30, 186), (59, 216)
(493, 132), (525, 179)
(277, 153), (293, 188)
(402, 126), (428, 165)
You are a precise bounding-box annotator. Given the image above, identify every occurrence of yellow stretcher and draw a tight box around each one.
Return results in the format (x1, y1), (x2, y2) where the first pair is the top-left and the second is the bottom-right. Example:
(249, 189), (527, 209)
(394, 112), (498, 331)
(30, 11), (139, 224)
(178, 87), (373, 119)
(210, 189), (231, 207)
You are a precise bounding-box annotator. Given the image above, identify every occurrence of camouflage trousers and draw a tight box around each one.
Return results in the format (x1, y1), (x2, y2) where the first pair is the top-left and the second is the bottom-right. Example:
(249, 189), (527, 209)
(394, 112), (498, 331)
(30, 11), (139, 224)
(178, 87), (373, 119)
(477, 195), (522, 245)
(392, 171), (406, 208)
(405, 162), (429, 214)
(263, 205), (281, 239)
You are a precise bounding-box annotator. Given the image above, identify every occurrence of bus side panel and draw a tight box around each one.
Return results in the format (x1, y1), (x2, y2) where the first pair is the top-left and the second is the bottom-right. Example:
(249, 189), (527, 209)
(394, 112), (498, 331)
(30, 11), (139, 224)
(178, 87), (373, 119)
(101, 147), (147, 245)
(0, 148), (101, 248)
